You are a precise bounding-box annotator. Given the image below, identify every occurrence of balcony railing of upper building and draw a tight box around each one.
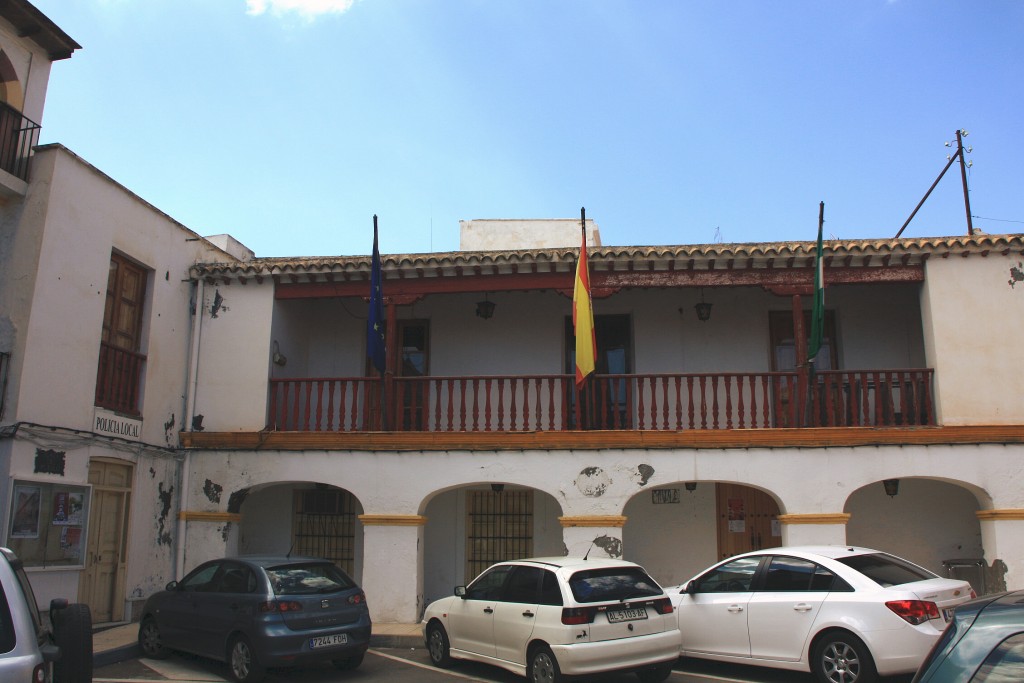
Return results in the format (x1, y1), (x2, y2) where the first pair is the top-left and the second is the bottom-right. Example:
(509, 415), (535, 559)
(267, 368), (935, 432)
(0, 101), (40, 181)
(94, 342), (146, 416)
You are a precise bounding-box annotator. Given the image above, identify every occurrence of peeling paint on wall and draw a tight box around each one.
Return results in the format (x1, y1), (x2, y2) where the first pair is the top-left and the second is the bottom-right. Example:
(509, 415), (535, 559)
(156, 481), (174, 546)
(163, 413), (175, 445)
(227, 488), (250, 514)
(221, 523), (232, 543)
(210, 290), (228, 318)
(1009, 262), (1024, 288)
(637, 464), (655, 486)
(593, 535), (622, 558)
(575, 467), (610, 497)
(203, 479), (223, 503)
(986, 559), (1008, 594)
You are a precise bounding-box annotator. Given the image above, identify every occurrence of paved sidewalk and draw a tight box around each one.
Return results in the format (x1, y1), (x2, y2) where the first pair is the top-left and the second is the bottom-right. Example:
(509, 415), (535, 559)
(93, 621), (423, 668)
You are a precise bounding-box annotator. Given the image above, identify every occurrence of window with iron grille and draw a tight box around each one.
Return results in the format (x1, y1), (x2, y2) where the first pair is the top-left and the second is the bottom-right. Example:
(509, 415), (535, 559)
(292, 488), (356, 574)
(466, 489), (533, 582)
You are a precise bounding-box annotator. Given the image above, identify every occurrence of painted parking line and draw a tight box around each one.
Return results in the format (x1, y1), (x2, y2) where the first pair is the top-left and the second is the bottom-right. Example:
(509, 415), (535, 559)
(93, 656), (229, 683)
(369, 648), (499, 681)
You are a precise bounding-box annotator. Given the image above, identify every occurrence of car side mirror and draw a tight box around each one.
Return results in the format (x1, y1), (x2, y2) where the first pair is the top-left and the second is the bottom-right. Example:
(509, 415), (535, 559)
(683, 580), (697, 595)
(455, 586), (466, 598)
(166, 580), (179, 591)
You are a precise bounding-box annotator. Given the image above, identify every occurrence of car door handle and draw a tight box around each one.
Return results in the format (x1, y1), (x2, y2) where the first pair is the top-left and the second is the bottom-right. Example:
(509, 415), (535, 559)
(727, 605), (744, 613)
(483, 607), (493, 614)
(793, 603), (813, 612)
(522, 610), (535, 618)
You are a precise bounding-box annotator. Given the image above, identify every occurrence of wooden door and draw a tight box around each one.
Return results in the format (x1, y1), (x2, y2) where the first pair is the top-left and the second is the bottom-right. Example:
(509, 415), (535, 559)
(80, 460), (132, 623)
(715, 483), (781, 560)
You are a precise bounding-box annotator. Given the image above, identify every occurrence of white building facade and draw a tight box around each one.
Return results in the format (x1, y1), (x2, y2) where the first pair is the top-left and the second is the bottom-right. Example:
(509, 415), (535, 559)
(1, 1), (1022, 629)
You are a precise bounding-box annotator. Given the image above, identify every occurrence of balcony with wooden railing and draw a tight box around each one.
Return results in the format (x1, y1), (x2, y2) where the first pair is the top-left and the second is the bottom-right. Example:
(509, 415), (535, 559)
(94, 342), (146, 416)
(267, 369), (935, 433)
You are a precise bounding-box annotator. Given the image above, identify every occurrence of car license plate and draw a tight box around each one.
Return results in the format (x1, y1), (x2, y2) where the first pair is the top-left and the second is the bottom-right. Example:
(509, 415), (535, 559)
(942, 607), (955, 622)
(309, 633), (348, 649)
(606, 607), (648, 623)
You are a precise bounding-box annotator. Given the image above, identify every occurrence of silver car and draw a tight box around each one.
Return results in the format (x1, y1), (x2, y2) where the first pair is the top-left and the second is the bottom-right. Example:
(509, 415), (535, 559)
(0, 546), (92, 683)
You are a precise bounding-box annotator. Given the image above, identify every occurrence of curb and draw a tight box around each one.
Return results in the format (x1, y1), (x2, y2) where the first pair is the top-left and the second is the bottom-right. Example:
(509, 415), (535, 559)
(93, 642), (142, 668)
(370, 633), (422, 649)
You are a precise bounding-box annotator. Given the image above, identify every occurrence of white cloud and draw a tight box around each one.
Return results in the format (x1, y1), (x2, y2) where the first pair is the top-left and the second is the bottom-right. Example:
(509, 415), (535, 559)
(246, 0), (357, 20)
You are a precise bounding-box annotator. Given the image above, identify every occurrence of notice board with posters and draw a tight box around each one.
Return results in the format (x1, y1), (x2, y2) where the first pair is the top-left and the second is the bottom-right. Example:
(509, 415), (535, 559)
(6, 479), (90, 567)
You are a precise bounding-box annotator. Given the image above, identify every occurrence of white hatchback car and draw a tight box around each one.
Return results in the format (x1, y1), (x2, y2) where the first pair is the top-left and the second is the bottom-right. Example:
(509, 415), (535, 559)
(667, 546), (975, 683)
(422, 557), (681, 683)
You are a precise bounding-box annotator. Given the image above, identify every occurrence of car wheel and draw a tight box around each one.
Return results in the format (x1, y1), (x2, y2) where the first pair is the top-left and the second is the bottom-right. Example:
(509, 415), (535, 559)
(228, 635), (265, 683)
(427, 623), (453, 668)
(138, 617), (171, 659)
(528, 645), (562, 683)
(52, 603), (93, 683)
(332, 651), (365, 670)
(812, 631), (877, 683)
(636, 661), (675, 683)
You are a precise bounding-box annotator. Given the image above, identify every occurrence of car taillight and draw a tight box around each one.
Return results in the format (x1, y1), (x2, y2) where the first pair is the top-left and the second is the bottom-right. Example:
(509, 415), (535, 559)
(651, 597), (673, 615)
(886, 599), (940, 625)
(32, 663), (46, 683)
(561, 607), (597, 625)
(258, 599), (303, 613)
(348, 591), (367, 605)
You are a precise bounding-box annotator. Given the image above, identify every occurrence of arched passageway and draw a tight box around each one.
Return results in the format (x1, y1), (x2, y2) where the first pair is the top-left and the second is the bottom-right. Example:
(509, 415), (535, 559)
(423, 484), (563, 606)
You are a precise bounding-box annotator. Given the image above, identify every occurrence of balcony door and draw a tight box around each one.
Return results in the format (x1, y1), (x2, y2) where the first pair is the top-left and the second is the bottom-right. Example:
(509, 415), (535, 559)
(398, 320), (429, 430)
(95, 254), (148, 415)
(769, 310), (838, 427)
(564, 314), (632, 429)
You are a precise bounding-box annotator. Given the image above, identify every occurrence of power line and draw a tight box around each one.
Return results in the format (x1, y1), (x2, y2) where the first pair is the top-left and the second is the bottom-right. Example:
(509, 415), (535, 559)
(972, 214), (1024, 225)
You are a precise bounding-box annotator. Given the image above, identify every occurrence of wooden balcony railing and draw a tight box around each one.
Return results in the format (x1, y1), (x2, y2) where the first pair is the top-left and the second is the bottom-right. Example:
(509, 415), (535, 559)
(94, 342), (146, 416)
(267, 369), (935, 433)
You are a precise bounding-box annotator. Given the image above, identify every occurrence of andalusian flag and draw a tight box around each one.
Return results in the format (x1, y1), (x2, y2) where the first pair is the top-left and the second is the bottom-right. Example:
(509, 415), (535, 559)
(367, 216), (386, 374)
(808, 202), (825, 365)
(573, 208), (596, 387)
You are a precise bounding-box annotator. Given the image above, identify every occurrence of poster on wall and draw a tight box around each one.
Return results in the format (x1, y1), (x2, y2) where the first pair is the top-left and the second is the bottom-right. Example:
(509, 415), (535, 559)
(11, 485), (41, 538)
(727, 497), (746, 533)
(60, 527), (83, 560)
(51, 491), (84, 526)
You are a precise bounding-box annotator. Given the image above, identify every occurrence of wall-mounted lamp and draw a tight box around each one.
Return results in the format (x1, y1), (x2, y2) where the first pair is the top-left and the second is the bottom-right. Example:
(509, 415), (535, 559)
(685, 482), (698, 492)
(491, 483), (505, 493)
(272, 340), (287, 366)
(883, 479), (900, 498)
(476, 295), (496, 320)
(694, 289), (713, 322)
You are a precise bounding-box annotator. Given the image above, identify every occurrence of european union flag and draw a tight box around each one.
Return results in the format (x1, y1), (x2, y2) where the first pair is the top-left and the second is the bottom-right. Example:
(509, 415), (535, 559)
(367, 216), (386, 374)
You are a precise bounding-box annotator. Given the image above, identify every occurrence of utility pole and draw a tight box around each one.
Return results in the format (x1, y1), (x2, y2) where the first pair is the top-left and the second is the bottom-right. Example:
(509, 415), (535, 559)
(895, 129), (974, 238)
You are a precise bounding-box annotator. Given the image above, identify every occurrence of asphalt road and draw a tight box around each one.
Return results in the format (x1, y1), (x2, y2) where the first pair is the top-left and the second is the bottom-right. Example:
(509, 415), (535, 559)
(94, 648), (917, 683)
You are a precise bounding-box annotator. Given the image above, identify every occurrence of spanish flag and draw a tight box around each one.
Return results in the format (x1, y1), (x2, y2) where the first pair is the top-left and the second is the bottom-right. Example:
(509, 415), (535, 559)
(573, 209), (596, 387)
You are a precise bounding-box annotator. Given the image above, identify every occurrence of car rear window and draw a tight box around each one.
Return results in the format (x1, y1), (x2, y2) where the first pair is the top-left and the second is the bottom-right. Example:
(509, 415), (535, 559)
(0, 582), (15, 654)
(266, 563), (356, 596)
(835, 553), (936, 587)
(568, 567), (662, 604)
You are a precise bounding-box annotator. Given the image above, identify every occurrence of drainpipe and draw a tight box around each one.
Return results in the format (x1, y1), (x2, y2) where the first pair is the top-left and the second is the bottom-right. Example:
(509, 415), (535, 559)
(177, 278), (205, 578)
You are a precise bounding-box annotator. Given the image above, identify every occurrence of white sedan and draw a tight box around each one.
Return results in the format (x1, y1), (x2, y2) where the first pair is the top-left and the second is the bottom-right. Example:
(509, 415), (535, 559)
(667, 546), (975, 683)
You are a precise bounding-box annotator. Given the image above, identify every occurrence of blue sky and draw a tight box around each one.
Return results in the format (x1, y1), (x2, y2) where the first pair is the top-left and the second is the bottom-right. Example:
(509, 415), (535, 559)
(32, 0), (1024, 257)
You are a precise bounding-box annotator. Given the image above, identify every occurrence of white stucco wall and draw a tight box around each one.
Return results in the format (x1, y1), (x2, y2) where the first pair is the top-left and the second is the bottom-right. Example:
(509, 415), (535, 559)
(192, 281), (275, 432)
(460, 219), (601, 251)
(921, 251), (1024, 424)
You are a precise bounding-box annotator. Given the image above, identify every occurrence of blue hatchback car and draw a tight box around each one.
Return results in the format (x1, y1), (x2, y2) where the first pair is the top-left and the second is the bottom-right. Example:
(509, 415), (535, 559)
(138, 556), (371, 683)
(912, 589), (1024, 682)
